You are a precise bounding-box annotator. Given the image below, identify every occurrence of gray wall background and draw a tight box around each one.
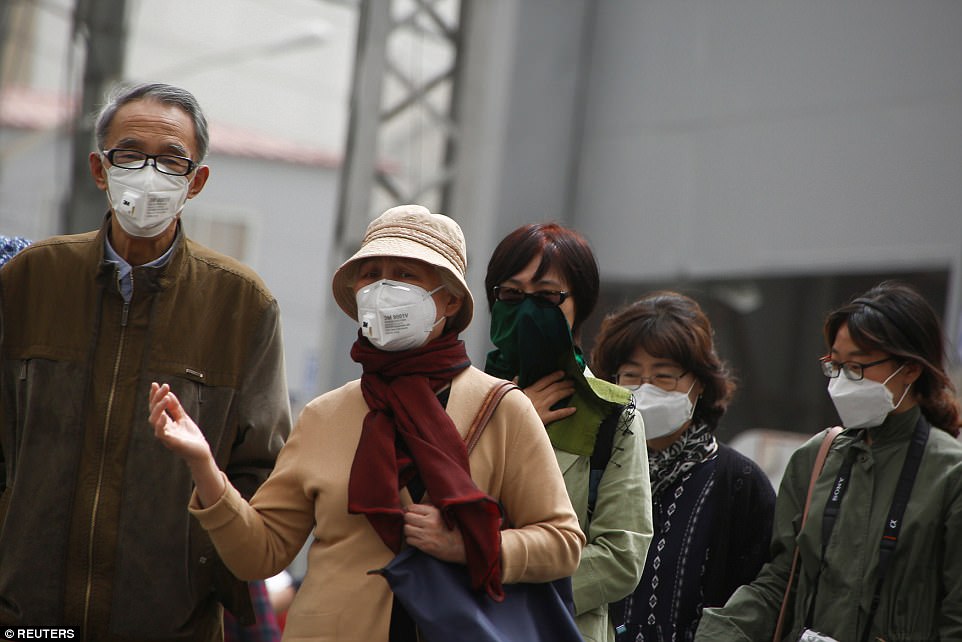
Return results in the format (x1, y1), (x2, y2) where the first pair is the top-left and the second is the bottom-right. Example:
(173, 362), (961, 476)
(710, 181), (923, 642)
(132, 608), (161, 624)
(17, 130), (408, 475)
(445, 0), (962, 437)
(3, 0), (960, 435)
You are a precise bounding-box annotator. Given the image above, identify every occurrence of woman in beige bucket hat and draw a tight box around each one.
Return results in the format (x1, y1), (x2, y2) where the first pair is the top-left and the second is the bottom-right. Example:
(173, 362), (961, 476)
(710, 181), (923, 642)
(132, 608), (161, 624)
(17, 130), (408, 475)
(147, 204), (584, 641)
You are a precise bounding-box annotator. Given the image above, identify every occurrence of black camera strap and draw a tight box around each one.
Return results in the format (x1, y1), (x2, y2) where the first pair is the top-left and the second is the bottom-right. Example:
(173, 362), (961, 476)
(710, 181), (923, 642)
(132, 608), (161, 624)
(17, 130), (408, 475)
(804, 416), (929, 642)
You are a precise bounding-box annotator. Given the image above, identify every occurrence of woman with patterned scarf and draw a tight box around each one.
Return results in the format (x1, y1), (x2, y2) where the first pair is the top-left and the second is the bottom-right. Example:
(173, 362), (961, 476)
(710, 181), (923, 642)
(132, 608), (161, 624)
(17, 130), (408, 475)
(591, 291), (776, 642)
(484, 223), (653, 642)
(147, 205), (584, 641)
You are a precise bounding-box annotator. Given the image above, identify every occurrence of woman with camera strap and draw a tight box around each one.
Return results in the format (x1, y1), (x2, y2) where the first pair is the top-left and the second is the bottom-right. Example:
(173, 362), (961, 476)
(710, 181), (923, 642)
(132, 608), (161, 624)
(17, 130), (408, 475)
(695, 281), (962, 642)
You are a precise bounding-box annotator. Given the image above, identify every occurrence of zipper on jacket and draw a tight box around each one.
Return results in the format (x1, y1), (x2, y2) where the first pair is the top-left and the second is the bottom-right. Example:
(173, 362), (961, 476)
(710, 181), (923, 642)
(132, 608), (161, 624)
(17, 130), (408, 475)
(82, 300), (129, 637)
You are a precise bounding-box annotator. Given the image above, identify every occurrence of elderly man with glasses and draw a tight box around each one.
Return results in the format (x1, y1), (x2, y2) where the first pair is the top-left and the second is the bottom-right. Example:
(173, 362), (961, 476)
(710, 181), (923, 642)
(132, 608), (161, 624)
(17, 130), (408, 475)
(0, 82), (291, 641)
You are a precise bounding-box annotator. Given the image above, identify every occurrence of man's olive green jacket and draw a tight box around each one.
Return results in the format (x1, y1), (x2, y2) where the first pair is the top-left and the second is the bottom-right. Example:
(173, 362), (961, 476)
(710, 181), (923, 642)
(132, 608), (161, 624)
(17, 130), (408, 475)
(0, 217), (291, 641)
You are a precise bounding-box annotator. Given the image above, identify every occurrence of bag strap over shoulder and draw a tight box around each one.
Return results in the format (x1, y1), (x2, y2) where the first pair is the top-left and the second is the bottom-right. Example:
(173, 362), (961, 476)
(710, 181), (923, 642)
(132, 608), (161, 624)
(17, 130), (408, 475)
(464, 380), (518, 454)
(800, 426), (843, 526)
(772, 425), (843, 642)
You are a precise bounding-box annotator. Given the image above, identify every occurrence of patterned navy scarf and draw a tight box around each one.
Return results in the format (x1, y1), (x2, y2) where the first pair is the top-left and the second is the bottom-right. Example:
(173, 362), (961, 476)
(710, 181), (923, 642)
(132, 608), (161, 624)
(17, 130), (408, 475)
(647, 422), (718, 496)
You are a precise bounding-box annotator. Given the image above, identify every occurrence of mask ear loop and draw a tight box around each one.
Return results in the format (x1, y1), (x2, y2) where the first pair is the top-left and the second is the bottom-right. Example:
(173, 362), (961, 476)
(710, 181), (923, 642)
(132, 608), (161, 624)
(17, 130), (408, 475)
(892, 382), (912, 411)
(424, 284), (448, 334)
(882, 364), (912, 411)
(684, 380), (699, 420)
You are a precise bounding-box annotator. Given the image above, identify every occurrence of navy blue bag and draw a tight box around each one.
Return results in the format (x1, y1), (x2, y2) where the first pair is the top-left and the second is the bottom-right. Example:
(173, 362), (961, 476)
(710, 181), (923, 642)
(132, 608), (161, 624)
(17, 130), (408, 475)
(373, 380), (582, 642)
(375, 546), (581, 642)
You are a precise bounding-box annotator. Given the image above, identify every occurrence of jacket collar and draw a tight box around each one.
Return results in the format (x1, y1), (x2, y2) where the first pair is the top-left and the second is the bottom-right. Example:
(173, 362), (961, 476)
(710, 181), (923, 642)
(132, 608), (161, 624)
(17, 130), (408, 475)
(844, 405), (921, 449)
(869, 405), (922, 446)
(95, 213), (187, 295)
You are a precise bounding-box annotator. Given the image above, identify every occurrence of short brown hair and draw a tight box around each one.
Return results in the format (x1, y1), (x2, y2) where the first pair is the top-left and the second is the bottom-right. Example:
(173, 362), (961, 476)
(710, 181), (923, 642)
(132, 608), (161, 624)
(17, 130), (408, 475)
(592, 291), (736, 431)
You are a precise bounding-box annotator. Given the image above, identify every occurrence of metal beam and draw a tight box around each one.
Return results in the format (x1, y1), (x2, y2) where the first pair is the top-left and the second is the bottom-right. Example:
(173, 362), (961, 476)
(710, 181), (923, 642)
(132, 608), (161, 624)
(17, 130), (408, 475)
(63, 0), (128, 234)
(333, 0), (467, 263)
(320, 0), (468, 392)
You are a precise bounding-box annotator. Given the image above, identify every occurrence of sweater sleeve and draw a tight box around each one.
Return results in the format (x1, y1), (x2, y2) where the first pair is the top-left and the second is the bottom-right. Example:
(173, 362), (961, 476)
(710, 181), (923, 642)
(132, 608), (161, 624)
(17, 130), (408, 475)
(572, 409), (653, 614)
(714, 447), (777, 602)
(189, 413), (316, 581)
(496, 390), (586, 584)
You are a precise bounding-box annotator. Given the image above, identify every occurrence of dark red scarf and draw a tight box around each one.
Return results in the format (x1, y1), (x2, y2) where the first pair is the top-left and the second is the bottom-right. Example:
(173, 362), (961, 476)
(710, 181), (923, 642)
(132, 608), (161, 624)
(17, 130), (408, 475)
(348, 331), (505, 599)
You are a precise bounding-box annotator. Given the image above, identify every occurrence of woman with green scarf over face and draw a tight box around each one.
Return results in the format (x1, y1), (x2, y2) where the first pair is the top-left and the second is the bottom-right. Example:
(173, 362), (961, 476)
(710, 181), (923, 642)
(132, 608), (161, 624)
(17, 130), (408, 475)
(484, 223), (654, 642)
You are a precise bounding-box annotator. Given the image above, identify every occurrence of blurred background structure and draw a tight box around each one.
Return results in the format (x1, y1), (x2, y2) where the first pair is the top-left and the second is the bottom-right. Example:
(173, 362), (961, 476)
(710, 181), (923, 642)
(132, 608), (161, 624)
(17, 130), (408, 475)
(2, 0), (961, 477)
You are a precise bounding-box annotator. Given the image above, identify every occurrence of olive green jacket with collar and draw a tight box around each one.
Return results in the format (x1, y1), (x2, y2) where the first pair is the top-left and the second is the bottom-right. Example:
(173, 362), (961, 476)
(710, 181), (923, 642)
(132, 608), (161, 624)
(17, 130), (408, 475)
(0, 217), (291, 641)
(556, 390), (654, 642)
(696, 406), (962, 642)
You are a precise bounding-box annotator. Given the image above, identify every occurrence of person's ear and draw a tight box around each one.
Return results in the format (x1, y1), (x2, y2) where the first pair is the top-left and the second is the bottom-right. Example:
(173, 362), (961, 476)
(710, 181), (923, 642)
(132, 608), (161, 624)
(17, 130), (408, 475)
(902, 361), (923, 386)
(441, 291), (463, 319)
(89, 152), (108, 191)
(186, 165), (210, 199)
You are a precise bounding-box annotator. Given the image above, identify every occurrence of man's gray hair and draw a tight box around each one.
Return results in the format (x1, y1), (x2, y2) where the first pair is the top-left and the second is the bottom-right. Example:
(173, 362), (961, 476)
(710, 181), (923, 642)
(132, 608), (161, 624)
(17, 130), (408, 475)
(94, 82), (210, 161)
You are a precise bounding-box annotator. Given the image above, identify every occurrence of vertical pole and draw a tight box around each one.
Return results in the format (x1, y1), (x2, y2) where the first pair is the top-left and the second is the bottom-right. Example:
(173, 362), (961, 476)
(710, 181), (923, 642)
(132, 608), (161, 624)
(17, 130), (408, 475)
(332, 0), (392, 261)
(63, 0), (128, 234)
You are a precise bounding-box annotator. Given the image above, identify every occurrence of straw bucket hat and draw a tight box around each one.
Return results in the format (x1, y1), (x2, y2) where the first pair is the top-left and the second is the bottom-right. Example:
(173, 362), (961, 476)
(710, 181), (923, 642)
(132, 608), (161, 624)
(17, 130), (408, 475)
(331, 204), (474, 334)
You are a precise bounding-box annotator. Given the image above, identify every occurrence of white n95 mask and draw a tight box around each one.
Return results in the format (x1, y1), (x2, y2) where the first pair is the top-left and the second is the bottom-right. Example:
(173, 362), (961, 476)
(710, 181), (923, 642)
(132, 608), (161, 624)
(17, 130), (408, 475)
(633, 382), (697, 440)
(105, 164), (190, 238)
(827, 365), (909, 429)
(356, 279), (444, 351)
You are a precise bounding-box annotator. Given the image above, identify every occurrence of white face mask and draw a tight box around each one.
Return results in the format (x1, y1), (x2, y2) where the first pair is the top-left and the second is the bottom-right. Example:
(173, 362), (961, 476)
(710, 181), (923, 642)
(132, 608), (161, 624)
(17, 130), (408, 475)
(827, 364), (909, 429)
(356, 279), (445, 351)
(632, 381), (697, 440)
(104, 163), (191, 238)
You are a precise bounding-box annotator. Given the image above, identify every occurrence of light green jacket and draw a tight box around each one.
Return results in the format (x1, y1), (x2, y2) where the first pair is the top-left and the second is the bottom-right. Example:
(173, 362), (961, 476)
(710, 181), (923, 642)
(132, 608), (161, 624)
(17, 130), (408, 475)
(558, 405), (653, 642)
(696, 406), (962, 642)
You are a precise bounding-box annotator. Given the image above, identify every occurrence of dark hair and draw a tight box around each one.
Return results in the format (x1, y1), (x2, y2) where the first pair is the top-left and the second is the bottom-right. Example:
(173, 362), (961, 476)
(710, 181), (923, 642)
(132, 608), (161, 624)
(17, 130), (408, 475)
(591, 291), (736, 432)
(824, 281), (961, 436)
(484, 223), (599, 338)
(95, 82), (210, 161)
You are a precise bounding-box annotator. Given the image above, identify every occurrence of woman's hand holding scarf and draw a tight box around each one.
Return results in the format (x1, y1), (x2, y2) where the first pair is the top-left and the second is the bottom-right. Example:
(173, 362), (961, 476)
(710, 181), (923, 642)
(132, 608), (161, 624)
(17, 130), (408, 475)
(404, 503), (467, 564)
(518, 370), (577, 425)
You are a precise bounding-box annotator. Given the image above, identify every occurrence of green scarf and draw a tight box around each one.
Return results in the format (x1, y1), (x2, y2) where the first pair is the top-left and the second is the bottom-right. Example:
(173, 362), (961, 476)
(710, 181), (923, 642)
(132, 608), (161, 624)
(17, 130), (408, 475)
(485, 300), (629, 455)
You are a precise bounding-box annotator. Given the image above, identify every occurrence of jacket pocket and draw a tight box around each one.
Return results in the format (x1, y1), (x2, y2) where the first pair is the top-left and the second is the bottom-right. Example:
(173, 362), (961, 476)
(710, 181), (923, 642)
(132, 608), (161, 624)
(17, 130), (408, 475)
(5, 357), (84, 485)
(149, 367), (236, 461)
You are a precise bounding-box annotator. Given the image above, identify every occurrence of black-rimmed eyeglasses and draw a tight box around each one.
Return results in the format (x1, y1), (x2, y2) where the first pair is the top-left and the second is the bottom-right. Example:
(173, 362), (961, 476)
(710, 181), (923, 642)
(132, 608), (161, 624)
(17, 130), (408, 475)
(493, 286), (570, 308)
(820, 357), (892, 381)
(102, 148), (197, 177)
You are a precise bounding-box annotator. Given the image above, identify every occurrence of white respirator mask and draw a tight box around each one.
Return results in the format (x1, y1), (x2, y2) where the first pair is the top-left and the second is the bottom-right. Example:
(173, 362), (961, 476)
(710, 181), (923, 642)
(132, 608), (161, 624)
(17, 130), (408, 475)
(632, 381), (698, 440)
(105, 162), (190, 238)
(356, 279), (445, 351)
(827, 365), (909, 429)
